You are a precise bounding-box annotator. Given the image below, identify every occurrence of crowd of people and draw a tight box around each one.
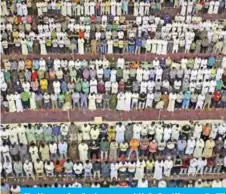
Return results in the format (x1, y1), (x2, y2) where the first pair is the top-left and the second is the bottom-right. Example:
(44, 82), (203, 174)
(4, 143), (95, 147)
(1, 0), (226, 190)
(1, 56), (226, 112)
(0, 121), (226, 188)
(1, 0), (226, 56)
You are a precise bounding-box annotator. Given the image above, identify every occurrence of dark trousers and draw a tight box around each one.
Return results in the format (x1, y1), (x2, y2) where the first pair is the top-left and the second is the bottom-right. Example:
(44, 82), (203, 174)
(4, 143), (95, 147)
(22, 100), (30, 109)
(90, 150), (99, 159)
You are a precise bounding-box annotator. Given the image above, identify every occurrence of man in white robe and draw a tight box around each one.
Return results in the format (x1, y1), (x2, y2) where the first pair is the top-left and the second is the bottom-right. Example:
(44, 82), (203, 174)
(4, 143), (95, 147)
(188, 158), (198, 176)
(196, 158), (207, 175)
(163, 157), (173, 177)
(185, 137), (196, 155)
(78, 142), (88, 163)
(193, 139), (204, 158)
(153, 160), (163, 180)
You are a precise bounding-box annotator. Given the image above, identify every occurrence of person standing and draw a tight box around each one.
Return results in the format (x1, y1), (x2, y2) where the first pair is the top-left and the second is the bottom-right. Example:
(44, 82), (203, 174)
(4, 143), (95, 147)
(78, 141), (88, 163)
(13, 160), (23, 177)
(128, 139), (139, 160)
(39, 143), (50, 161)
(182, 91), (191, 109)
(115, 122), (125, 144)
(153, 159), (163, 180)
(29, 143), (39, 163)
(23, 160), (34, 179)
(109, 140), (118, 161)
(73, 161), (83, 178)
(167, 92), (177, 112)
(58, 140), (68, 159)
(163, 157), (173, 177)
(100, 138), (110, 160)
(203, 138), (215, 158)
(14, 92), (23, 112)
(193, 138), (205, 158)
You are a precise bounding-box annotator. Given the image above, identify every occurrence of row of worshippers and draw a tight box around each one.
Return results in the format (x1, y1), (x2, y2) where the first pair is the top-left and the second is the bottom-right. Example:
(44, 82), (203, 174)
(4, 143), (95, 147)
(1, 121), (226, 162)
(2, 178), (226, 189)
(1, 9), (226, 55)
(1, 56), (226, 112)
(2, 85), (226, 112)
(180, 0), (225, 15)
(1, 0), (225, 17)
(1, 121), (226, 144)
(1, 0), (174, 17)
(1, 153), (226, 181)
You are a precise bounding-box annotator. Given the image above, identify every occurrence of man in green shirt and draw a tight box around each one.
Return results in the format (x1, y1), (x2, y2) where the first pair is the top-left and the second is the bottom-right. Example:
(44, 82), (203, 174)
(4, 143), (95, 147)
(46, 38), (52, 53)
(75, 79), (82, 92)
(82, 79), (90, 94)
(21, 91), (30, 109)
(64, 92), (72, 105)
(64, 159), (73, 176)
(38, 69), (45, 79)
(4, 70), (11, 83)
(58, 93), (65, 109)
(13, 160), (23, 177)
(100, 138), (110, 160)
(216, 80), (224, 91)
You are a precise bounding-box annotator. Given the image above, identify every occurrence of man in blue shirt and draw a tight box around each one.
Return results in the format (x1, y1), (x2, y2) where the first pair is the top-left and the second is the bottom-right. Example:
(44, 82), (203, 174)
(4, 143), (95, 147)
(128, 38), (136, 54)
(135, 37), (142, 54)
(52, 124), (61, 141)
(164, 13), (170, 25)
(182, 90), (191, 109)
(104, 68), (111, 81)
(207, 56), (216, 68)
(177, 138), (187, 155)
(32, 59), (40, 70)
(80, 93), (88, 108)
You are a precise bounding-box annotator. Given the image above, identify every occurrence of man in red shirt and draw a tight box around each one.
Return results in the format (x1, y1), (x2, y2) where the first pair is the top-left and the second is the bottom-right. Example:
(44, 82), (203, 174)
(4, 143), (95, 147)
(212, 91), (221, 108)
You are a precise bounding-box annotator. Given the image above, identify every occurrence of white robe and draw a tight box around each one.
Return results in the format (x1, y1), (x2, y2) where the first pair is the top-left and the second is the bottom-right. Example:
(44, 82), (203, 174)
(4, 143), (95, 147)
(153, 161), (163, 180)
(107, 40), (113, 54)
(18, 127), (28, 145)
(167, 93), (176, 112)
(156, 41), (162, 55)
(15, 94), (23, 112)
(116, 93), (125, 111)
(88, 95), (96, 110)
(78, 39), (84, 55)
(185, 139), (195, 155)
(193, 140), (204, 158)
(181, 2), (187, 15)
(40, 40), (47, 55)
(124, 92), (132, 111)
(193, 125), (202, 139)
(30, 93), (37, 110)
(2, 1), (8, 16)
(21, 40), (28, 55)
(66, 2), (72, 16)
(187, 2), (193, 14)
(78, 144), (88, 162)
(22, 4), (28, 16)
(163, 160), (173, 177)
(61, 2), (67, 16)
(162, 41), (167, 55)
(146, 93), (154, 108)
(151, 40), (157, 54)
(208, 1), (214, 14)
(110, 163), (118, 180)
(7, 95), (16, 113)
(135, 163), (145, 180)
(115, 125), (125, 143)
(213, 1), (220, 14)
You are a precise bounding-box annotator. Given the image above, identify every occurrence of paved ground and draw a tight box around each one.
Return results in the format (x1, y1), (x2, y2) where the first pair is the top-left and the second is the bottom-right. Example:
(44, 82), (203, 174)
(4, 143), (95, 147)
(1, 109), (226, 123)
